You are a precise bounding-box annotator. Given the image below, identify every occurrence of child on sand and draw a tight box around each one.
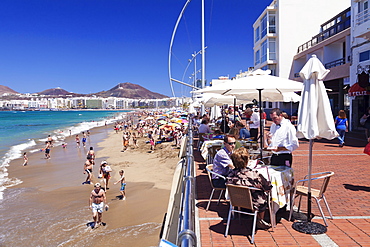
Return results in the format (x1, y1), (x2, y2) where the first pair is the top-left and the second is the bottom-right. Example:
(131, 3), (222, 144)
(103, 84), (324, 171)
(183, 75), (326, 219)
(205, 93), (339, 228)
(23, 152), (28, 166)
(148, 131), (155, 151)
(75, 134), (80, 148)
(114, 170), (126, 200)
(122, 132), (129, 151)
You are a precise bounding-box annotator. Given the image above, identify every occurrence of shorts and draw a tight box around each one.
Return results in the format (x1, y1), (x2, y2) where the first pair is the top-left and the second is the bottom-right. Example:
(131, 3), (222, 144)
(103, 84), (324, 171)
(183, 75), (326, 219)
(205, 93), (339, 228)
(45, 149), (50, 154)
(85, 169), (92, 173)
(120, 183), (126, 191)
(82, 138), (87, 143)
(103, 173), (111, 179)
(92, 202), (104, 213)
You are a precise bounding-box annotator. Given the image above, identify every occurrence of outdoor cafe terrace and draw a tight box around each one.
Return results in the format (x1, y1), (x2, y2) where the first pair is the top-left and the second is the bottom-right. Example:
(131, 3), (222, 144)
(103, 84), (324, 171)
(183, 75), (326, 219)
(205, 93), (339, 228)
(193, 122), (370, 247)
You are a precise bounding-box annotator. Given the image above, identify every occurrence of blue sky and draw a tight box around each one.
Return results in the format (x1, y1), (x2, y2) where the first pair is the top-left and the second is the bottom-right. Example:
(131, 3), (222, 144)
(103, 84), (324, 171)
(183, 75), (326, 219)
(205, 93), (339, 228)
(0, 0), (272, 97)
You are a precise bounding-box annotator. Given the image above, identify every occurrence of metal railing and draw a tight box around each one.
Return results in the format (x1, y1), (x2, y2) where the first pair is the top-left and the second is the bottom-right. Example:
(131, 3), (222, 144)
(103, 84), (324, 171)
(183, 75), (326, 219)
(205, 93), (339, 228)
(159, 117), (197, 247)
(177, 120), (196, 246)
(356, 9), (370, 26)
(325, 58), (345, 69)
(297, 7), (351, 54)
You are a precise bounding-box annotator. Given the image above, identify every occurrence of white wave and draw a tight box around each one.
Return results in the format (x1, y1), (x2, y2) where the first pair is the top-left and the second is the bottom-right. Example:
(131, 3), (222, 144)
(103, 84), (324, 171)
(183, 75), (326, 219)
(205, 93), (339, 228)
(3, 139), (37, 163)
(0, 112), (128, 200)
(0, 140), (34, 199)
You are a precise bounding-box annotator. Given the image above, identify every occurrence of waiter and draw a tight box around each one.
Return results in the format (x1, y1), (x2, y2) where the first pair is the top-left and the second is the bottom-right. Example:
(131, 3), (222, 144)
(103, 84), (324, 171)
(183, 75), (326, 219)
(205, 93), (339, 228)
(266, 108), (299, 167)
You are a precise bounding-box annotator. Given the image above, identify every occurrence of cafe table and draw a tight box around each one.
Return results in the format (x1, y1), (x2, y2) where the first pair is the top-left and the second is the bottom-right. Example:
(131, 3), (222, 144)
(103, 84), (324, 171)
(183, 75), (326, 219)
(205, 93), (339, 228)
(249, 163), (294, 228)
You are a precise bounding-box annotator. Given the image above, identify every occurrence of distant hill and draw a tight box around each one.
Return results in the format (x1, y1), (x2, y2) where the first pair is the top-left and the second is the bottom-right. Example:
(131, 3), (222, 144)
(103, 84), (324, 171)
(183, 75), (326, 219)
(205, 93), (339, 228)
(92, 82), (168, 99)
(0, 83), (168, 99)
(38, 87), (82, 97)
(0, 85), (18, 95)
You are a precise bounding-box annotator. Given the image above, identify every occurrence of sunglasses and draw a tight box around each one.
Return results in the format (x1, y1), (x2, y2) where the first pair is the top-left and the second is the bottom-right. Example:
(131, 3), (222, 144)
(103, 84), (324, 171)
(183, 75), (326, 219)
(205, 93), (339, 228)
(227, 142), (236, 145)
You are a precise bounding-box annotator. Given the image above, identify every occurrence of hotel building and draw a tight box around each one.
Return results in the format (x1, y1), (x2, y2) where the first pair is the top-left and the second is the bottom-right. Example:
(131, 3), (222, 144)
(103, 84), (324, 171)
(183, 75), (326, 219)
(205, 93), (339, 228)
(290, 8), (351, 126)
(253, 0), (350, 78)
(349, 0), (370, 130)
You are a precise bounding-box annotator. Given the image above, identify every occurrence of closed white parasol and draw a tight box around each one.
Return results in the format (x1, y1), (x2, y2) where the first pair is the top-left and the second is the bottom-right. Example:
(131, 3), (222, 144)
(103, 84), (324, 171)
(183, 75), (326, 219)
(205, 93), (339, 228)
(294, 54), (338, 234)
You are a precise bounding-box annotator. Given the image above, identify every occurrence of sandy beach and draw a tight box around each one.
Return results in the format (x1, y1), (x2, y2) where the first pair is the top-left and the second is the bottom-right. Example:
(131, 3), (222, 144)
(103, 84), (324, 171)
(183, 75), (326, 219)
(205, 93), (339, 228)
(1, 115), (180, 247)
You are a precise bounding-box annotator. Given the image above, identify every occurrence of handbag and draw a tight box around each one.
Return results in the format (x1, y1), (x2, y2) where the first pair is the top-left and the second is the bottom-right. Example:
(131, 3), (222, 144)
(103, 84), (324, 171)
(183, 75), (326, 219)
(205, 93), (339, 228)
(363, 142), (370, 156)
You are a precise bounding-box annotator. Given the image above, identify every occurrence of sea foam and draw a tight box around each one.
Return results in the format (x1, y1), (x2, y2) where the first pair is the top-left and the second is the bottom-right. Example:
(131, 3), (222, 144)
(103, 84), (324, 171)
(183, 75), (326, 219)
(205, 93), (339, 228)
(0, 111), (127, 200)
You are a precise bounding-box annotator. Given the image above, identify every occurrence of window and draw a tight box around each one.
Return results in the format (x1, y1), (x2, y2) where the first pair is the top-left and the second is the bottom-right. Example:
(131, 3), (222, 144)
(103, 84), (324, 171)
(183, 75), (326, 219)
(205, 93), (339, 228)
(268, 14), (276, 34)
(359, 1), (368, 13)
(359, 50), (370, 62)
(261, 40), (267, 63)
(269, 38), (276, 60)
(255, 50), (260, 65)
(261, 14), (267, 37)
(255, 26), (260, 43)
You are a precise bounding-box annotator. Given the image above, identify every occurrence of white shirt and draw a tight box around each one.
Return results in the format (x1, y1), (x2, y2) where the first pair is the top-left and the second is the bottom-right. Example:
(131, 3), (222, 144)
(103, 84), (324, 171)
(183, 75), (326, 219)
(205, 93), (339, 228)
(269, 118), (299, 154)
(249, 112), (260, 129)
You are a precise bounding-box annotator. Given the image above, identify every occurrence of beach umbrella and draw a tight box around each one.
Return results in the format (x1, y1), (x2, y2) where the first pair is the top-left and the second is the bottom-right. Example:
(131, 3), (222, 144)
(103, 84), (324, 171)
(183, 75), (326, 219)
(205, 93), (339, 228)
(294, 54), (338, 234)
(188, 103), (197, 114)
(194, 69), (303, 98)
(158, 120), (167, 125)
(210, 105), (222, 121)
(175, 119), (188, 124)
(203, 94), (237, 107)
(194, 69), (303, 152)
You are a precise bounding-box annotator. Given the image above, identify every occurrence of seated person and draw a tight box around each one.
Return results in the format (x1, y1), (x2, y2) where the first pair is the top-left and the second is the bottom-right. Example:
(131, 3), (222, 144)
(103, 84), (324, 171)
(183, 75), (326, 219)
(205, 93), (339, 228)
(219, 117), (231, 134)
(198, 119), (212, 134)
(228, 127), (240, 138)
(236, 122), (250, 139)
(212, 135), (236, 188)
(227, 147), (272, 230)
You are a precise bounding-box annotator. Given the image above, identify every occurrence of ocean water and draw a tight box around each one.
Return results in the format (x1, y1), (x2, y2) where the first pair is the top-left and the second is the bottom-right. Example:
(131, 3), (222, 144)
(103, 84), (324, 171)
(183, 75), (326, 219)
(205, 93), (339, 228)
(0, 110), (130, 199)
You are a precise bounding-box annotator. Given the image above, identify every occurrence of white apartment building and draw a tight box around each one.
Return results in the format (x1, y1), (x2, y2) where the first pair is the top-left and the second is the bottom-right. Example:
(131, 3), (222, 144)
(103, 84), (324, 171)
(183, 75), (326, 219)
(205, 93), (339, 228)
(253, 0), (350, 79)
(349, 0), (370, 130)
(290, 7), (351, 123)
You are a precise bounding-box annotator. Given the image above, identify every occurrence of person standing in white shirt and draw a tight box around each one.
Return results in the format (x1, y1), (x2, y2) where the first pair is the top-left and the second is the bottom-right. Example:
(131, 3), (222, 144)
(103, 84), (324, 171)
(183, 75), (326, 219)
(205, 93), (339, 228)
(245, 108), (260, 141)
(266, 108), (299, 167)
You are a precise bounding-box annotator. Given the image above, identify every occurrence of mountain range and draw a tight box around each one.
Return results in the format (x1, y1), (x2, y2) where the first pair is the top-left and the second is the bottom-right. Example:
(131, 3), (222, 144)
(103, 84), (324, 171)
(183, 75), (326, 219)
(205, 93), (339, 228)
(0, 83), (168, 99)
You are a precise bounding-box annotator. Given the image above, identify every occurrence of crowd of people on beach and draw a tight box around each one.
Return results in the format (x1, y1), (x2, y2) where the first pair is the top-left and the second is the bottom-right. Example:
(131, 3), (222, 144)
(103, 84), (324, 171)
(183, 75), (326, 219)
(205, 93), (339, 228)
(23, 125), (129, 229)
(29, 109), (187, 229)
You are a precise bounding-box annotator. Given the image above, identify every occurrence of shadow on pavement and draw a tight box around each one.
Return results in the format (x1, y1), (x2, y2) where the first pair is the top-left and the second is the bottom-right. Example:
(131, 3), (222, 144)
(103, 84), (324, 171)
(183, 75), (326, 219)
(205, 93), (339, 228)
(343, 183), (370, 192)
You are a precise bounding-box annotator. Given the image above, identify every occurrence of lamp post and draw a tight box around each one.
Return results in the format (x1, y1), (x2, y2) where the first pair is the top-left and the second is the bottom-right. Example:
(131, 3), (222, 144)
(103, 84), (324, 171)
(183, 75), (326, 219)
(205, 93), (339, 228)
(201, 0), (206, 115)
(181, 48), (207, 97)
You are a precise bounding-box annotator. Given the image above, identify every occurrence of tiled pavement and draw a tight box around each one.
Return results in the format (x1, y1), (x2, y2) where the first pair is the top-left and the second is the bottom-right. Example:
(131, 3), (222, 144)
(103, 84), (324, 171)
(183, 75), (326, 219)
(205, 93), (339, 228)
(194, 124), (370, 246)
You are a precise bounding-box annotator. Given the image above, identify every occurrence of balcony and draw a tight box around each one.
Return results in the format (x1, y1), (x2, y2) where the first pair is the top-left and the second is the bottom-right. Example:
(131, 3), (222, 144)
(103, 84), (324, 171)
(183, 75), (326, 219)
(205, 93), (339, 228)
(353, 9), (370, 40)
(297, 7), (351, 53)
(325, 58), (345, 69)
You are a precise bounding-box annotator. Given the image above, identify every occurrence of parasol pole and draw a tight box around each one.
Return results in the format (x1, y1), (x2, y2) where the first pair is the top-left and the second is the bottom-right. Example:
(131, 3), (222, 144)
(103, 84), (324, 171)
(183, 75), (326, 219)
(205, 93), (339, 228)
(233, 97), (236, 124)
(307, 139), (313, 221)
(257, 88), (264, 158)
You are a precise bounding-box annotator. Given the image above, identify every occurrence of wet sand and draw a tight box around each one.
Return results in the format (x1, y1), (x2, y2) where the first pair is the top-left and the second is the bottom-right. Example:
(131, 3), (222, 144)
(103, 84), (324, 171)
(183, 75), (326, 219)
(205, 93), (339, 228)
(1, 121), (179, 246)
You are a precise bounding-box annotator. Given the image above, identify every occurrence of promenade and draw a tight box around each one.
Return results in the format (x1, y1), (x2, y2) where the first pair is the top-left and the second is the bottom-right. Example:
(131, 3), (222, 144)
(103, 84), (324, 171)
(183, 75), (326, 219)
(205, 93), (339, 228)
(194, 125), (370, 247)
